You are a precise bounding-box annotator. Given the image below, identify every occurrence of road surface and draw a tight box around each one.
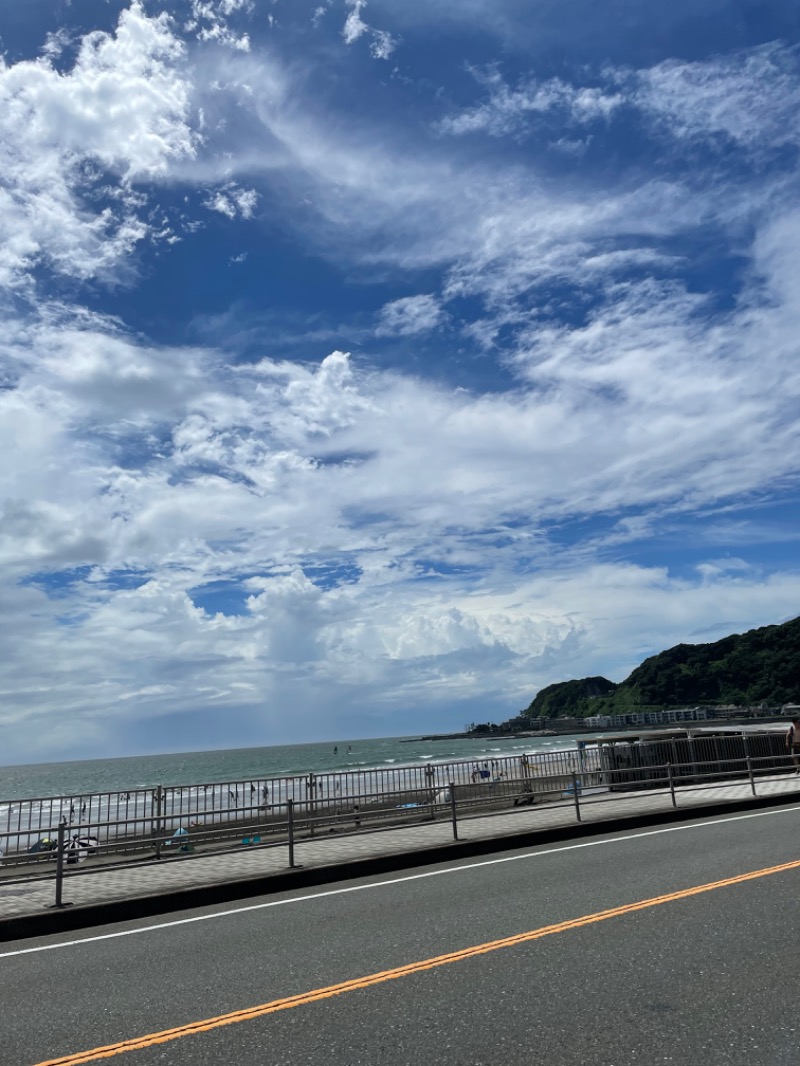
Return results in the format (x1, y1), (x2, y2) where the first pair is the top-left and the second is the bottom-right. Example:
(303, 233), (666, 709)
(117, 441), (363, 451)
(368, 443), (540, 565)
(4, 802), (800, 1065)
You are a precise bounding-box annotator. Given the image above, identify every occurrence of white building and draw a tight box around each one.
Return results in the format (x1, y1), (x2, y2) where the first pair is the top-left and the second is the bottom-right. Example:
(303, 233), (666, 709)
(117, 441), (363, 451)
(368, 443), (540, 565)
(585, 708), (709, 730)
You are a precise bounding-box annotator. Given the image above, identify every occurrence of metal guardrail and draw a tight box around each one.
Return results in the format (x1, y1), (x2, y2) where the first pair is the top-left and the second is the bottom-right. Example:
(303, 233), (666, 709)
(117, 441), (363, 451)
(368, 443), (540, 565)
(3, 749), (799, 910)
(0, 749), (591, 860)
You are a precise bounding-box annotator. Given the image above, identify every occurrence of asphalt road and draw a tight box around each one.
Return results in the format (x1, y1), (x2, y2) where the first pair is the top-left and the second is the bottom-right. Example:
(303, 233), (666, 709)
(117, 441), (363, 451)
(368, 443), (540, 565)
(4, 803), (800, 1066)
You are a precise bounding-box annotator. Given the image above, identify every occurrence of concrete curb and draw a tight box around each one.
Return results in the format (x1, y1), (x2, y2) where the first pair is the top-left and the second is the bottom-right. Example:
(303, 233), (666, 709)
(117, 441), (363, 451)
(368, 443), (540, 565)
(1, 790), (797, 943)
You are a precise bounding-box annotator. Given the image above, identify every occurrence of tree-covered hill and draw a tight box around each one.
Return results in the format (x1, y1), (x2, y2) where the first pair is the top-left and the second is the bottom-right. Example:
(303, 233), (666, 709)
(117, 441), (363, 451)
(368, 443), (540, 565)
(520, 617), (800, 721)
(523, 676), (617, 718)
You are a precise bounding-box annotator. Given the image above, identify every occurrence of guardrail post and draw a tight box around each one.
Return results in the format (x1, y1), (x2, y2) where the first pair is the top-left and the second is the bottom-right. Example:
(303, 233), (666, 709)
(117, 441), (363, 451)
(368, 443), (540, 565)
(571, 773), (581, 822)
(153, 785), (163, 860)
(666, 764), (677, 807)
(49, 820), (73, 910)
(287, 799), (295, 868)
(746, 756), (756, 796)
(449, 782), (458, 840)
(308, 773), (316, 838)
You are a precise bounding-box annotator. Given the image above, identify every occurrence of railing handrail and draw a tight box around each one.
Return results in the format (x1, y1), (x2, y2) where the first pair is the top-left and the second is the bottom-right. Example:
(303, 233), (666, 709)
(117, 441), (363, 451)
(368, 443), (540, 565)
(2, 737), (797, 901)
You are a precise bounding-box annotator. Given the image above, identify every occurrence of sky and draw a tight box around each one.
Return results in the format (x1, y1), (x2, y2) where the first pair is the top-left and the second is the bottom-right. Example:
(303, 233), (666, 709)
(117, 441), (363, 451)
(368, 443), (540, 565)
(2, 0), (800, 764)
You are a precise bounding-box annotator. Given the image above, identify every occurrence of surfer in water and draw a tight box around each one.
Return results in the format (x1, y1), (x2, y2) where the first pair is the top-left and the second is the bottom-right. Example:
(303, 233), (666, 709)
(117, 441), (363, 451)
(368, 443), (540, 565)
(334, 745), (338, 754)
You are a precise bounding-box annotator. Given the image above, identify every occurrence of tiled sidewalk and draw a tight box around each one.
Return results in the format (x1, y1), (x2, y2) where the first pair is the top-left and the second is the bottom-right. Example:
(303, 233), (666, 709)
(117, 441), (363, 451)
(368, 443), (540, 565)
(1, 772), (798, 934)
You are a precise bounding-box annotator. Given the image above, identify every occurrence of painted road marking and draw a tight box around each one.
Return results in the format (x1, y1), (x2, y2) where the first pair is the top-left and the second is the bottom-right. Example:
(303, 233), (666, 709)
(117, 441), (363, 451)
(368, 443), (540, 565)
(3, 803), (799, 960)
(28, 855), (800, 1066)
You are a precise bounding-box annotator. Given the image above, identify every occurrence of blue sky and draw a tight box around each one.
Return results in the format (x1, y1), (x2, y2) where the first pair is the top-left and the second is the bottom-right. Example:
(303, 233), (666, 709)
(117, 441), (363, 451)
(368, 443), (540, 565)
(2, 0), (800, 763)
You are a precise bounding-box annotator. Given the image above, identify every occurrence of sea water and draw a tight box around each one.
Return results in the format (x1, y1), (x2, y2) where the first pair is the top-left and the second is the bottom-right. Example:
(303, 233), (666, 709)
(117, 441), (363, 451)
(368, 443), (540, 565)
(0, 733), (592, 854)
(0, 733), (581, 802)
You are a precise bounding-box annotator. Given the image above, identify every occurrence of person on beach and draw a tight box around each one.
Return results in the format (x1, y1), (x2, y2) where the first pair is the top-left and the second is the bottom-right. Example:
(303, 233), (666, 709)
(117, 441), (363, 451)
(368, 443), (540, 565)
(786, 719), (800, 770)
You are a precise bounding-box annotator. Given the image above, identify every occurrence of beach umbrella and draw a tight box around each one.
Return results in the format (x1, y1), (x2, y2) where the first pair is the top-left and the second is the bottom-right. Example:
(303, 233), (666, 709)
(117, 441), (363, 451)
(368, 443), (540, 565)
(76, 834), (99, 856)
(64, 834), (98, 864)
(28, 836), (58, 854)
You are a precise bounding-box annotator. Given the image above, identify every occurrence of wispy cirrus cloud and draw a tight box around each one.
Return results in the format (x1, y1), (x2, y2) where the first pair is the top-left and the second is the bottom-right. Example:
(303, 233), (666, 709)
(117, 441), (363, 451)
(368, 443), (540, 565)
(437, 67), (622, 138)
(376, 294), (445, 335)
(438, 44), (800, 155)
(635, 43), (800, 151)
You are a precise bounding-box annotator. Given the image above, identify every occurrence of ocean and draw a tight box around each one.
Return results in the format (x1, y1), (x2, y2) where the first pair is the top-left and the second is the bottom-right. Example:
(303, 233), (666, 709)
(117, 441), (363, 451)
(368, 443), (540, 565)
(0, 733), (581, 802)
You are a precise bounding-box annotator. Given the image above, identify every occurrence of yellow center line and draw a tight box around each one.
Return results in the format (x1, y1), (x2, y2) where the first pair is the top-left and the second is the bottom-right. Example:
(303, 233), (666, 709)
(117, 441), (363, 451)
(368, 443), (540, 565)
(31, 857), (800, 1066)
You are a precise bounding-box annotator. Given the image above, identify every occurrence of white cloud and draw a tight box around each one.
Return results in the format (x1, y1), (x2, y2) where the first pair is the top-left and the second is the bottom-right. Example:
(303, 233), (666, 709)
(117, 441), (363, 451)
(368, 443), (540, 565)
(342, 0), (397, 57)
(343, 0), (369, 44)
(3, 280), (800, 754)
(438, 68), (622, 137)
(4, 234), (800, 590)
(0, 2), (196, 288)
(635, 43), (800, 151)
(437, 44), (800, 156)
(370, 30), (397, 60)
(312, 6), (330, 29)
(203, 182), (259, 219)
(41, 28), (72, 60)
(376, 294), (445, 335)
(3, 532), (798, 762)
(186, 0), (253, 51)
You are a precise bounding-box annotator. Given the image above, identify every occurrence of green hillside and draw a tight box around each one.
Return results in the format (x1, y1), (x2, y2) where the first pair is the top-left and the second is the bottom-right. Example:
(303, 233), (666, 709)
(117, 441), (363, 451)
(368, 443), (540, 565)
(520, 616), (800, 721)
(523, 676), (617, 718)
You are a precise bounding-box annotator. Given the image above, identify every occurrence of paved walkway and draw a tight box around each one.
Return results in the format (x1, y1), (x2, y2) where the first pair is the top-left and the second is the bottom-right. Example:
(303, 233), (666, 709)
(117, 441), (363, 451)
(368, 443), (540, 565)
(2, 771), (799, 938)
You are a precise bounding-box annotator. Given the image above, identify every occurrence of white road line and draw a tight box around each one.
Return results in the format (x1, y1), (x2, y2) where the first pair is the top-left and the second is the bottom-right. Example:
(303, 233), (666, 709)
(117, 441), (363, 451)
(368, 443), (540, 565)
(1, 804), (798, 959)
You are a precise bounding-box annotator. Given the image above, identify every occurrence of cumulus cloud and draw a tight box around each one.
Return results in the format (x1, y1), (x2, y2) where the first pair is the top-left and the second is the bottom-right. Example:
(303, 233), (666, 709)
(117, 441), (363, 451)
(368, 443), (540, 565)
(3, 288), (800, 756)
(5, 268), (800, 589)
(0, 1), (196, 288)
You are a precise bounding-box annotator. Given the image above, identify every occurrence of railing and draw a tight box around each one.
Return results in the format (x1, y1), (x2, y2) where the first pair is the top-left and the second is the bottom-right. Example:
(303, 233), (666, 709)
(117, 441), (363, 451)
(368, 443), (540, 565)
(2, 749), (799, 910)
(0, 748), (592, 861)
